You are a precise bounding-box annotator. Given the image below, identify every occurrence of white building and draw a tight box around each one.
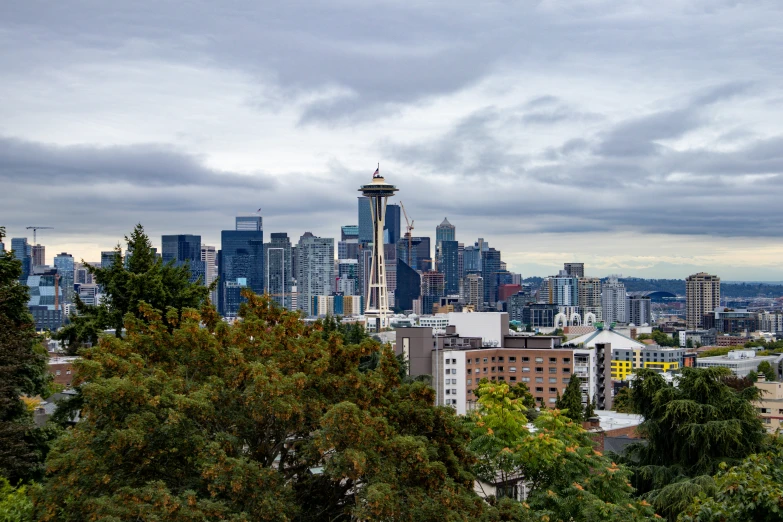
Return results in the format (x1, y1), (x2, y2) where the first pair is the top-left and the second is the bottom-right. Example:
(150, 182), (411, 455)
(601, 277), (627, 324)
(432, 349), (468, 415)
(201, 245), (218, 304)
(419, 314), (449, 332)
(297, 234), (335, 317)
(448, 311), (509, 347)
(697, 350), (783, 378)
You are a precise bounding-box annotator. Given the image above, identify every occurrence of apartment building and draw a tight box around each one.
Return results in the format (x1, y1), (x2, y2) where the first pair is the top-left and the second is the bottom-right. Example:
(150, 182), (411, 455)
(611, 346), (686, 380)
(754, 378), (783, 433)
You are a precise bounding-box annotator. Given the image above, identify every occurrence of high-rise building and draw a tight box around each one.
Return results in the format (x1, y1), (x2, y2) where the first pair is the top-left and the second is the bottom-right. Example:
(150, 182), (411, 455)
(11, 238), (32, 281)
(628, 295), (652, 326)
(463, 273), (484, 311)
(384, 204), (401, 245)
(564, 263), (585, 278)
(201, 245), (218, 304)
(296, 233), (334, 317)
(686, 272), (721, 330)
(26, 267), (64, 331)
(440, 240), (460, 294)
(413, 237), (432, 272)
(395, 260), (421, 312)
(358, 197), (372, 244)
(420, 271), (445, 315)
(577, 277), (602, 321)
(341, 225), (359, 242)
(53, 252), (75, 304)
(218, 222), (264, 317)
(162, 234), (205, 283)
(235, 215), (263, 232)
(436, 217), (456, 245)
(601, 276), (627, 324)
(545, 270), (579, 307)
(32, 244), (46, 267)
(101, 250), (119, 268)
(265, 233), (294, 310)
(358, 171), (398, 330)
(457, 243), (465, 280)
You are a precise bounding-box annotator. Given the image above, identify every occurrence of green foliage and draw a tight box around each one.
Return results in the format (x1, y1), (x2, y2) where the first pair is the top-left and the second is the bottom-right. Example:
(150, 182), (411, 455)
(467, 382), (659, 521)
(637, 330), (679, 347)
(584, 396), (596, 419)
(624, 367), (768, 520)
(0, 227), (53, 484)
(0, 477), (33, 522)
(36, 293), (484, 521)
(678, 437), (783, 521)
(555, 375), (584, 422)
(55, 224), (210, 353)
(757, 360), (776, 381)
(696, 347), (732, 358)
(612, 387), (635, 413)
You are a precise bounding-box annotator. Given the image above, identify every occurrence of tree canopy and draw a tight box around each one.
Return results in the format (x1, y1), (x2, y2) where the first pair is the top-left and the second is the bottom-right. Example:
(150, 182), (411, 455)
(0, 225), (53, 484)
(36, 293), (485, 521)
(624, 367), (768, 520)
(555, 374), (584, 423)
(55, 224), (210, 353)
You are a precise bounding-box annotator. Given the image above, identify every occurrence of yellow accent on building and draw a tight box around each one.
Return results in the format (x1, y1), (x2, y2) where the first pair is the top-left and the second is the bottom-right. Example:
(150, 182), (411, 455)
(644, 361), (680, 373)
(611, 360), (634, 380)
(611, 358), (680, 380)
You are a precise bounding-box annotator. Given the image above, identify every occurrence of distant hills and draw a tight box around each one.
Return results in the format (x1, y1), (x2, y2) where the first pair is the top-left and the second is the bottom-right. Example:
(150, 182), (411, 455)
(521, 277), (783, 299)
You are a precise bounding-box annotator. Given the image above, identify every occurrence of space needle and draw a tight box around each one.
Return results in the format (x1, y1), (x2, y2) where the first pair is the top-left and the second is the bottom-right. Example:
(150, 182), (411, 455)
(359, 165), (398, 331)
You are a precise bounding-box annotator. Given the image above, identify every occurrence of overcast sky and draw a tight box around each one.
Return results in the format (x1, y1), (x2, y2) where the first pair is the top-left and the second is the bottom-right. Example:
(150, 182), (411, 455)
(2, 1), (783, 280)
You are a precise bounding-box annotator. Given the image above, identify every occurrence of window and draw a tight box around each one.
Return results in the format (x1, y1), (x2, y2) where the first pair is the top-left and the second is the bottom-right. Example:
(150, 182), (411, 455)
(55, 370), (61, 376)
(467, 379), (472, 385)
(451, 369), (457, 375)
(510, 376), (517, 382)
(549, 377), (557, 383)
(445, 379), (451, 385)
(498, 376), (505, 381)
(535, 367), (543, 373)
(467, 358), (471, 364)
(491, 357), (496, 362)
(522, 357), (530, 362)
(66, 370), (71, 375)
(498, 366), (504, 372)
(548, 398), (557, 404)
(562, 378), (570, 384)
(536, 397), (544, 403)
(536, 377), (544, 383)
(491, 367), (496, 372)
(535, 357), (544, 363)
(509, 356), (517, 362)
(484, 368), (488, 373)
(483, 358), (488, 363)
(549, 368), (557, 374)
(467, 369), (472, 375)
(451, 388), (456, 394)
(446, 389), (451, 395)
(522, 377), (530, 382)
(563, 368), (571, 374)
(562, 358), (571, 364)
(509, 367), (517, 372)
(536, 387), (544, 392)
(549, 357), (557, 363)
(498, 356), (504, 362)
(522, 367), (530, 372)
(549, 387), (557, 393)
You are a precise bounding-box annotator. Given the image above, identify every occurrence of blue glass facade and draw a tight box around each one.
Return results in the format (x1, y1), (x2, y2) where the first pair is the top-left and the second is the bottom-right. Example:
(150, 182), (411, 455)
(395, 259), (421, 312)
(11, 238), (32, 281)
(218, 230), (264, 316)
(440, 240), (460, 294)
(162, 234), (205, 284)
(384, 204), (401, 245)
(358, 197), (372, 244)
(54, 253), (75, 304)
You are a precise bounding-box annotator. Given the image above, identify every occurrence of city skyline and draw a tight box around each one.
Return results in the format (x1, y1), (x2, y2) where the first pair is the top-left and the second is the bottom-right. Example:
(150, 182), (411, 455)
(3, 2), (783, 280)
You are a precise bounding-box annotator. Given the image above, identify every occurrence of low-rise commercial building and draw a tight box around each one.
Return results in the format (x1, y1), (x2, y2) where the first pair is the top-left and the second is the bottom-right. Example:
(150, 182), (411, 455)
(696, 350), (783, 378)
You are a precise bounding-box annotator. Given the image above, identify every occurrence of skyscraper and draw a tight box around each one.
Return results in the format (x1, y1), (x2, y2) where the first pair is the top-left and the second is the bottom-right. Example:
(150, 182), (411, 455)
(162, 234), (205, 283)
(265, 233), (293, 310)
(296, 233), (334, 317)
(395, 259), (421, 312)
(545, 270), (579, 307)
(420, 271), (445, 315)
(686, 272), (720, 330)
(235, 215), (263, 232)
(436, 217), (455, 245)
(53, 252), (75, 304)
(341, 225), (359, 241)
(601, 276), (627, 324)
(463, 273), (484, 311)
(440, 240), (460, 294)
(413, 237), (432, 272)
(384, 204), (401, 245)
(628, 295), (652, 326)
(218, 222), (264, 317)
(101, 250), (118, 268)
(201, 245), (218, 304)
(578, 277), (602, 321)
(11, 238), (32, 281)
(564, 262), (585, 278)
(358, 197), (372, 244)
(32, 244), (46, 267)
(358, 170), (398, 330)
(481, 246), (502, 305)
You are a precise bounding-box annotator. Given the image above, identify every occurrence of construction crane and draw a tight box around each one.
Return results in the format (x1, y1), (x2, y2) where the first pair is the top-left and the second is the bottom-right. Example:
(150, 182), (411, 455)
(26, 226), (53, 244)
(399, 201), (414, 265)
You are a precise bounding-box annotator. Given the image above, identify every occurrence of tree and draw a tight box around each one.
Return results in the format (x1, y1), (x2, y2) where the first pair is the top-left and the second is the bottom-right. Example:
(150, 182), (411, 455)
(467, 381), (659, 521)
(757, 360), (776, 382)
(35, 292), (486, 521)
(0, 225), (53, 484)
(555, 375), (584, 422)
(0, 477), (33, 522)
(624, 367), (768, 520)
(55, 224), (210, 353)
(679, 437), (783, 522)
(584, 395), (596, 419)
(685, 338), (693, 349)
(612, 387), (635, 413)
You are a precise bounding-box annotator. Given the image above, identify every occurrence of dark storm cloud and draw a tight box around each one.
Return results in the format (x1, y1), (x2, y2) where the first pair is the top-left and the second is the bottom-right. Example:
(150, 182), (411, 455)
(0, 137), (276, 189)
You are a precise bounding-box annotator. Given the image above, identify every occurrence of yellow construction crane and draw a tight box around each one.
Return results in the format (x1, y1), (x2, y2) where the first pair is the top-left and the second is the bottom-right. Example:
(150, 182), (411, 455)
(399, 201), (414, 265)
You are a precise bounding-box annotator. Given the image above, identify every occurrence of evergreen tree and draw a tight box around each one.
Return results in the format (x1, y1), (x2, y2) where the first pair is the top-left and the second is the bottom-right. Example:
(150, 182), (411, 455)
(55, 224), (210, 352)
(0, 226), (53, 483)
(35, 292), (485, 521)
(584, 395), (596, 419)
(624, 367), (768, 520)
(555, 374), (584, 422)
(612, 386), (635, 413)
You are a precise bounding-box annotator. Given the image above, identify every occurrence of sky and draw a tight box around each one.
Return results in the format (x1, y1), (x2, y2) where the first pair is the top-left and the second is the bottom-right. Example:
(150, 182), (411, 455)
(2, 0), (783, 280)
